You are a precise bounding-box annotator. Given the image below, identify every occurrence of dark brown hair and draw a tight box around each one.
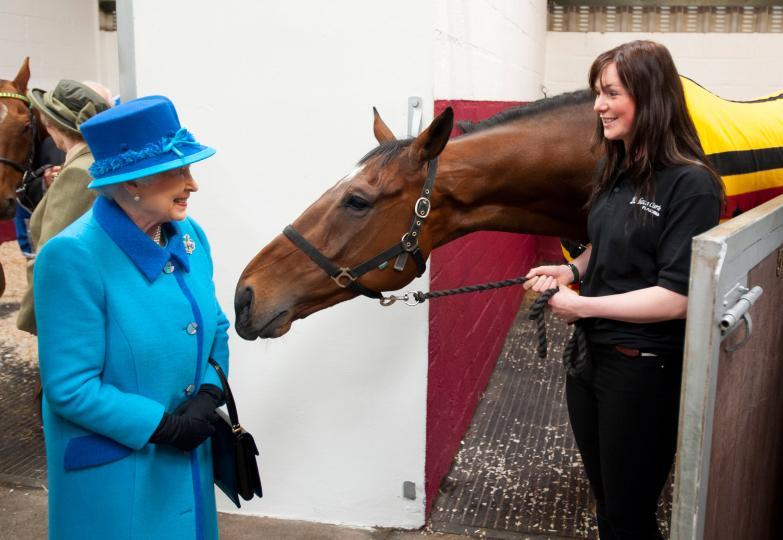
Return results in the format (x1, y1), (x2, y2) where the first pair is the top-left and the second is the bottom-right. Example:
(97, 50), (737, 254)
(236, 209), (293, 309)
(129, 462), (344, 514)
(587, 40), (724, 208)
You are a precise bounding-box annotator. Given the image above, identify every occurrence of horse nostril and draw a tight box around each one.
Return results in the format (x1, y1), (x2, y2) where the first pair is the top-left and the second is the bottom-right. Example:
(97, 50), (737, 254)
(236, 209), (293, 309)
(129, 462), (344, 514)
(234, 286), (254, 326)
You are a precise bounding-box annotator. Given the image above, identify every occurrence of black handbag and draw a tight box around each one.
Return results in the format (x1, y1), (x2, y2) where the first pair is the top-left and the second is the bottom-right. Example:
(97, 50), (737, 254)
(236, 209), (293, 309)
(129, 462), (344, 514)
(208, 358), (263, 508)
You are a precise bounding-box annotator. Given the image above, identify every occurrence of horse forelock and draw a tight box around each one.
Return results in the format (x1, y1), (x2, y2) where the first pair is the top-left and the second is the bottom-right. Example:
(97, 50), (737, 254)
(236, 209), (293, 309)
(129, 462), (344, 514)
(358, 138), (414, 166)
(458, 89), (593, 136)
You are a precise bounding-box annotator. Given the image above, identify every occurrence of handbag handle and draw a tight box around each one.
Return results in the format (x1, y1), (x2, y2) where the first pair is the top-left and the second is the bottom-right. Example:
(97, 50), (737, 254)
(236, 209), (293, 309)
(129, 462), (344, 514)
(208, 358), (242, 433)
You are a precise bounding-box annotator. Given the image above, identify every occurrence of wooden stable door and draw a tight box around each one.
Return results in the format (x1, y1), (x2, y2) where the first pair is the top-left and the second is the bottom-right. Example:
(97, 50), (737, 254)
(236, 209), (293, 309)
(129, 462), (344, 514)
(673, 195), (783, 539)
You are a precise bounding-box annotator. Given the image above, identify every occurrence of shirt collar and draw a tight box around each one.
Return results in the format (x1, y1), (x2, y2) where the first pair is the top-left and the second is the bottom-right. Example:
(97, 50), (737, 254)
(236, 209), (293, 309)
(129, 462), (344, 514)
(64, 142), (89, 165)
(93, 195), (191, 281)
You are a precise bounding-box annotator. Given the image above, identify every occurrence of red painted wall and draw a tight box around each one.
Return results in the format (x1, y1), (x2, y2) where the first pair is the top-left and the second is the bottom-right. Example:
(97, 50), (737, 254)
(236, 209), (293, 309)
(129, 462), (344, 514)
(425, 100), (562, 512)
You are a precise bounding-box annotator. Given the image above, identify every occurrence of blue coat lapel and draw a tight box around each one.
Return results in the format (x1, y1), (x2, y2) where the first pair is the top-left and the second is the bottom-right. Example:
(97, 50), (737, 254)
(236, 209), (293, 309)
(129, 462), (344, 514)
(93, 195), (191, 281)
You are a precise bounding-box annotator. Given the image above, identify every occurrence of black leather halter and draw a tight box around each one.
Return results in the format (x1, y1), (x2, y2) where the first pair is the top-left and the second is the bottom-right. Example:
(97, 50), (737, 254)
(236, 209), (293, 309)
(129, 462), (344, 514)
(0, 91), (37, 187)
(283, 158), (438, 300)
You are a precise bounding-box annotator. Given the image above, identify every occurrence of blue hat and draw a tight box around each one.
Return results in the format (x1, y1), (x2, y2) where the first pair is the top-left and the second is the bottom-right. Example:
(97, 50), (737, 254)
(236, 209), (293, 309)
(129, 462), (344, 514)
(80, 95), (215, 188)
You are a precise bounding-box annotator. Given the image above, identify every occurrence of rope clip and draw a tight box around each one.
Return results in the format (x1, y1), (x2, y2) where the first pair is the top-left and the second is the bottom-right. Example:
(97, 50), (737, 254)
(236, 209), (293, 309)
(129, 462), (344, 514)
(379, 291), (423, 307)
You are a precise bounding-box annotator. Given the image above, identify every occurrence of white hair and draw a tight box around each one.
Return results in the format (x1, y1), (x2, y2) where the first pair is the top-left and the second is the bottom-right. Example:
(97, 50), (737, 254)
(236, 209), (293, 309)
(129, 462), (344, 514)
(81, 80), (114, 107)
(95, 174), (159, 201)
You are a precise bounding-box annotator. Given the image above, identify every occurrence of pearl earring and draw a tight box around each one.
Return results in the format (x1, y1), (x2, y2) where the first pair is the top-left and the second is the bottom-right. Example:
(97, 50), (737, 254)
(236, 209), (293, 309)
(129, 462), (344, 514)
(133, 195), (141, 202)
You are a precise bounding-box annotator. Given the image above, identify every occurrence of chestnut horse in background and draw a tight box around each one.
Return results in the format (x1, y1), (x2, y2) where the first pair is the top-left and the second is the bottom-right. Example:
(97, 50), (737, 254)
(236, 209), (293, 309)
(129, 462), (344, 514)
(235, 82), (783, 340)
(234, 91), (597, 339)
(0, 58), (42, 296)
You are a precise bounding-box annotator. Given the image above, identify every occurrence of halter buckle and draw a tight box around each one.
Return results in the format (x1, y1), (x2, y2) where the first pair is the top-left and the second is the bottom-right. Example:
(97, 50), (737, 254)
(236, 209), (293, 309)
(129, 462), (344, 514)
(414, 197), (431, 219)
(400, 232), (418, 253)
(331, 268), (356, 288)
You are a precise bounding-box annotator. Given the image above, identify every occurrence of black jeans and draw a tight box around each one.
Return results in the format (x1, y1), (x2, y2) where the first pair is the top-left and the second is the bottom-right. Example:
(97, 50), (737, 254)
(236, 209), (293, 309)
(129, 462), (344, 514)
(566, 343), (682, 540)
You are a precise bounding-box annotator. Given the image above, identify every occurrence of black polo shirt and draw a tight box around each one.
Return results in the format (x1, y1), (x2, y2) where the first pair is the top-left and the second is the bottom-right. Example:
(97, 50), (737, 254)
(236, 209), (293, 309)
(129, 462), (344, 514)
(582, 164), (721, 353)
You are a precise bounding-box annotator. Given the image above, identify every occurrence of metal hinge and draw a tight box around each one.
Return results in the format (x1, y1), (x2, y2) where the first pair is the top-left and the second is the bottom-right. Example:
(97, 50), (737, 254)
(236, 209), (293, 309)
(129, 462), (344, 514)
(408, 96), (422, 137)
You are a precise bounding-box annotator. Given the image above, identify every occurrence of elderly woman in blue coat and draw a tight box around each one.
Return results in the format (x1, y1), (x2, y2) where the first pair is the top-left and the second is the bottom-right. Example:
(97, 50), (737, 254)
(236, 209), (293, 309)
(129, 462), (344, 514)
(34, 96), (229, 539)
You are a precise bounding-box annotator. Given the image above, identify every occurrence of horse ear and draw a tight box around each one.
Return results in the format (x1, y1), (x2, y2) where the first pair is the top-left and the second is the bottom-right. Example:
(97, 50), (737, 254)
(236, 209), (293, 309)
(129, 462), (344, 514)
(410, 106), (453, 163)
(372, 107), (396, 143)
(13, 57), (30, 92)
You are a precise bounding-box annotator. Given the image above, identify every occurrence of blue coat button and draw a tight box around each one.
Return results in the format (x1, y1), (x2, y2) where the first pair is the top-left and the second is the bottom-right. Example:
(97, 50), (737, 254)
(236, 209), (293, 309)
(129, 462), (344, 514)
(164, 262), (174, 274)
(184, 384), (194, 396)
(186, 322), (198, 335)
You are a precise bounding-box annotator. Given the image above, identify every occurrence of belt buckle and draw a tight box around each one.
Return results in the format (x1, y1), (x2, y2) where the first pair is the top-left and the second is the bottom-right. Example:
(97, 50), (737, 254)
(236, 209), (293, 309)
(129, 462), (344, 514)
(614, 345), (641, 357)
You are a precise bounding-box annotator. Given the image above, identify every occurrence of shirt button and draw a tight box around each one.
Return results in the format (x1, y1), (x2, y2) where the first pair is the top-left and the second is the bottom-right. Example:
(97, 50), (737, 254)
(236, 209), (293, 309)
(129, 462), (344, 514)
(164, 261), (175, 274)
(184, 384), (194, 396)
(186, 322), (198, 335)
(613, 187), (620, 193)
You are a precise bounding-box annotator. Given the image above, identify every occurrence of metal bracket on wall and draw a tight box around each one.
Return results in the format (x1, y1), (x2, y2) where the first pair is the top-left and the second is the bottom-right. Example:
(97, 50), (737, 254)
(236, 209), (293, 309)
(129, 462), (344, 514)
(719, 284), (763, 352)
(408, 96), (422, 137)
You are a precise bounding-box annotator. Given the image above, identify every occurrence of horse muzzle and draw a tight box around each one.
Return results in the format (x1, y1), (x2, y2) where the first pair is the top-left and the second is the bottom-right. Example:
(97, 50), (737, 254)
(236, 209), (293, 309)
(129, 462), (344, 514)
(234, 284), (293, 339)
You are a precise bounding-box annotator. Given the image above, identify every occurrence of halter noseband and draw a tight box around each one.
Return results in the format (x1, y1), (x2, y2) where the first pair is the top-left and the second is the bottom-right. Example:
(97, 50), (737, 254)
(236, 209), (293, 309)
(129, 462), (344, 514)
(0, 91), (37, 188)
(283, 158), (438, 300)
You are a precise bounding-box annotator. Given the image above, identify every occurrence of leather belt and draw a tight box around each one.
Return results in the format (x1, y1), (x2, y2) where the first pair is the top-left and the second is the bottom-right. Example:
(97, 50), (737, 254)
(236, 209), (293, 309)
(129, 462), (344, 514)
(614, 345), (658, 358)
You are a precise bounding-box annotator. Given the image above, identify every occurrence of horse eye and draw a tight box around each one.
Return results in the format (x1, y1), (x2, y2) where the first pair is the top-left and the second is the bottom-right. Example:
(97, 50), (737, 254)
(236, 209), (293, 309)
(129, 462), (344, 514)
(343, 194), (370, 212)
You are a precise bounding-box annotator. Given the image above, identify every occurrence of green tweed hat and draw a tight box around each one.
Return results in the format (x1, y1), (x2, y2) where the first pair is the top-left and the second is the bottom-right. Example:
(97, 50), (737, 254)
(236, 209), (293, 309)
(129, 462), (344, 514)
(28, 80), (110, 136)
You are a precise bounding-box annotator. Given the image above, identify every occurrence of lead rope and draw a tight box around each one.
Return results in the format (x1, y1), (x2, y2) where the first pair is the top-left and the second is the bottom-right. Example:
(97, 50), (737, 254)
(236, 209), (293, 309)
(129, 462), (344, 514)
(391, 277), (590, 376)
(527, 288), (590, 376)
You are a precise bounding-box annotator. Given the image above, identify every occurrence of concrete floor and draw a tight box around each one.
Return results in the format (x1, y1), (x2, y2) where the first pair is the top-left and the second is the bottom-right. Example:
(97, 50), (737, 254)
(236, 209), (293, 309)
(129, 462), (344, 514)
(0, 480), (472, 540)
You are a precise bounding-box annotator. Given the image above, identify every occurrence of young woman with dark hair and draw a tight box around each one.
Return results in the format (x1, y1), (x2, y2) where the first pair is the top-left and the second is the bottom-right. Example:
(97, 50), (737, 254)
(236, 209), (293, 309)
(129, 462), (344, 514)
(524, 40), (724, 539)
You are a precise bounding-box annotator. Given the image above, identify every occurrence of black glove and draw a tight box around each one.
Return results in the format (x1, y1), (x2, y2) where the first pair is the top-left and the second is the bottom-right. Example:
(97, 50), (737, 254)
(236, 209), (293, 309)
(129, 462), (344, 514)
(149, 412), (216, 451)
(173, 384), (223, 421)
(150, 385), (222, 451)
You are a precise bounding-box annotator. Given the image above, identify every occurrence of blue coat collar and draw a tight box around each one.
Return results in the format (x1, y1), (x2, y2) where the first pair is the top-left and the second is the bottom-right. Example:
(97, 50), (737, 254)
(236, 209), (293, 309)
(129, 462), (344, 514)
(94, 195), (191, 281)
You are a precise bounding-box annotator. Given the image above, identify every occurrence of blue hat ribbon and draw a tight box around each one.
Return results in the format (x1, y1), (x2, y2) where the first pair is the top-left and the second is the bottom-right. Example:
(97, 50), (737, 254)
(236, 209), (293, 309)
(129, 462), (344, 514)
(163, 127), (202, 158)
(89, 127), (204, 177)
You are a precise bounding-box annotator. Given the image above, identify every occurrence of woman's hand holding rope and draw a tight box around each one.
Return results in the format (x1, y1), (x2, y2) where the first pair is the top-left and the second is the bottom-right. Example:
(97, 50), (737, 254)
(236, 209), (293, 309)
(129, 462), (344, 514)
(524, 265), (583, 324)
(524, 264), (591, 375)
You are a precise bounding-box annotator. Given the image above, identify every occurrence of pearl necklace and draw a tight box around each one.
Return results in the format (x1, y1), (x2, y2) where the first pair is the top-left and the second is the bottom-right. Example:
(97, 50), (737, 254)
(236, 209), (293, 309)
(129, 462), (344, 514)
(152, 225), (162, 246)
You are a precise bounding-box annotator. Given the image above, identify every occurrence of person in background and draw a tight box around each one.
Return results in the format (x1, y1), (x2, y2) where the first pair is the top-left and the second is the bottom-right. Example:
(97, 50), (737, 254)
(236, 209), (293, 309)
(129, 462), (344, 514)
(524, 40), (724, 539)
(13, 203), (33, 258)
(15, 136), (65, 258)
(16, 79), (110, 334)
(34, 95), (228, 539)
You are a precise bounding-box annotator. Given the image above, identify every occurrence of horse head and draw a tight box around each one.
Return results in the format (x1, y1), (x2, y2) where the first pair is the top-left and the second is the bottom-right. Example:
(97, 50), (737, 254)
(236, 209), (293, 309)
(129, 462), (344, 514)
(0, 58), (36, 219)
(235, 107), (454, 339)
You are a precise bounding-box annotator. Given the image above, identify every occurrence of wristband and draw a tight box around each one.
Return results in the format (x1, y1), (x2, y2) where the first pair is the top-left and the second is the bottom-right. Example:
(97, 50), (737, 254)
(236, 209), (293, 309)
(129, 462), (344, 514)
(566, 262), (580, 283)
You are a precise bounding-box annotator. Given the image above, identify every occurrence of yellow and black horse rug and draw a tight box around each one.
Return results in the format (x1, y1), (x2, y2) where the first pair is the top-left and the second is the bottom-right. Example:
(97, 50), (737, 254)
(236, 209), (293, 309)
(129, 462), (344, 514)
(683, 76), (783, 219)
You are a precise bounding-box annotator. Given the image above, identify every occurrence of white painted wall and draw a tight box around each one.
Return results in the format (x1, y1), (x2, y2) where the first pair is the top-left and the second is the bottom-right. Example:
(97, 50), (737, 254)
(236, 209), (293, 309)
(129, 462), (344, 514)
(545, 33), (783, 101)
(0, 0), (118, 95)
(435, 0), (548, 100)
(96, 30), (119, 97)
(126, 0), (547, 528)
(129, 0), (434, 528)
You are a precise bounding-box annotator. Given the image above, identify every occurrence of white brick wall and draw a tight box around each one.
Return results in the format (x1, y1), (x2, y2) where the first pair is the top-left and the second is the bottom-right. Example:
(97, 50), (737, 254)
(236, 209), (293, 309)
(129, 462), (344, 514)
(435, 0), (548, 101)
(545, 32), (783, 101)
(0, 0), (118, 94)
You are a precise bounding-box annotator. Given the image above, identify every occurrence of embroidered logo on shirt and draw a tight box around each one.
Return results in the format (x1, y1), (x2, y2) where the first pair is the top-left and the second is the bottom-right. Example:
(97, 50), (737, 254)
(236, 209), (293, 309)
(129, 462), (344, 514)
(629, 196), (662, 217)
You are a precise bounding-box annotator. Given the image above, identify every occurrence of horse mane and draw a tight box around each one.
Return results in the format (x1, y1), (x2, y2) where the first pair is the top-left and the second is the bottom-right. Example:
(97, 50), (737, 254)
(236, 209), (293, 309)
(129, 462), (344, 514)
(458, 88), (593, 135)
(359, 138), (414, 166)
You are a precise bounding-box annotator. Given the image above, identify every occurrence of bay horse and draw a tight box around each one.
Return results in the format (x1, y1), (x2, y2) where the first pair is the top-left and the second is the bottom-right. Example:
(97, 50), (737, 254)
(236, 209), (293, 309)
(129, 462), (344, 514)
(0, 57), (42, 296)
(0, 58), (38, 219)
(235, 91), (597, 339)
(235, 80), (783, 339)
